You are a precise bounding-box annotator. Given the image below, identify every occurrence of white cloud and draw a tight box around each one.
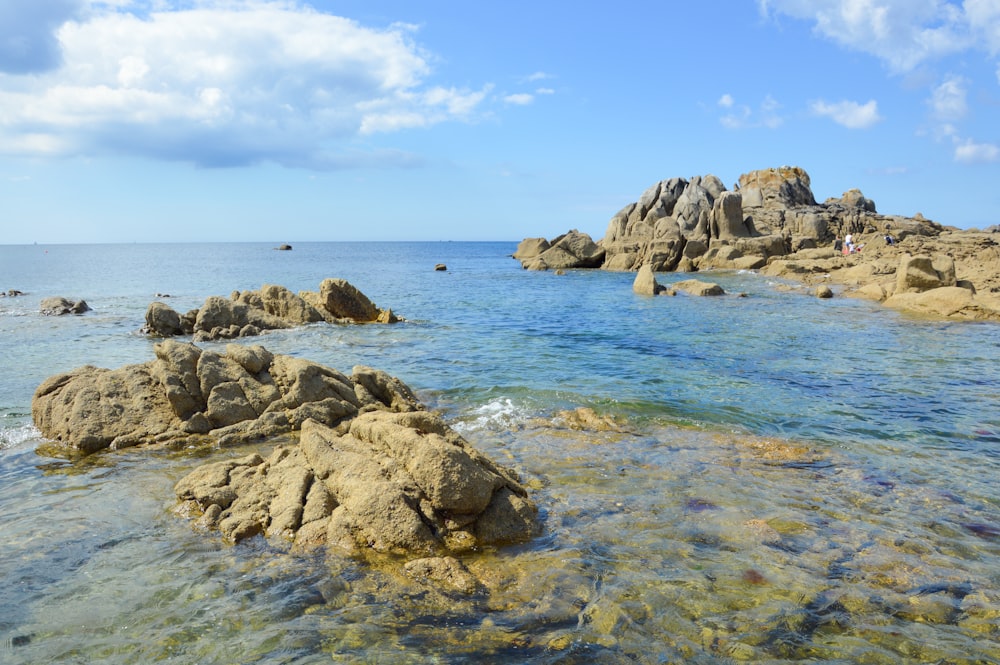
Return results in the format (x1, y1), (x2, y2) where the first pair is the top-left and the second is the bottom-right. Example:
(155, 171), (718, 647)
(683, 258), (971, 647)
(811, 98), (882, 128)
(758, 0), (976, 72)
(535, 87), (555, 95)
(0, 1), (494, 168)
(503, 93), (534, 105)
(524, 71), (551, 82)
(718, 93), (734, 108)
(929, 75), (968, 120)
(954, 138), (1000, 163)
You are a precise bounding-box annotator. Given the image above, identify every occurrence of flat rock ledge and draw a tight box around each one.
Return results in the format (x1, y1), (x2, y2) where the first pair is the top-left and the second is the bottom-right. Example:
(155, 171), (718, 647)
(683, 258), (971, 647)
(143, 278), (400, 341)
(174, 411), (539, 557)
(32, 339), (421, 454)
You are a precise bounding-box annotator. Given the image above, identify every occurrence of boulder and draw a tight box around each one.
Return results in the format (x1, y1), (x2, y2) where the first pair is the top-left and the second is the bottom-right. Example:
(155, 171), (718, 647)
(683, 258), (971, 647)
(673, 279), (725, 296)
(815, 285), (834, 299)
(519, 230), (605, 270)
(31, 340), (421, 454)
(174, 411), (539, 557)
(895, 254), (957, 293)
(632, 264), (663, 295)
(144, 301), (186, 337)
(40, 297), (91, 316)
(513, 237), (550, 260)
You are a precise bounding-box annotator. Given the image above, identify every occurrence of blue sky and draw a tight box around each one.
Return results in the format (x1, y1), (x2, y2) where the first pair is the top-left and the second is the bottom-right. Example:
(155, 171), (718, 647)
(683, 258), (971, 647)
(2, 0), (999, 243)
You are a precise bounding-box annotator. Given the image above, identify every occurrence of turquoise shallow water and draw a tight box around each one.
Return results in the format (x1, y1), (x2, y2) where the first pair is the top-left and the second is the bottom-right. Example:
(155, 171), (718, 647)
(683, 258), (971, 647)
(1, 242), (999, 663)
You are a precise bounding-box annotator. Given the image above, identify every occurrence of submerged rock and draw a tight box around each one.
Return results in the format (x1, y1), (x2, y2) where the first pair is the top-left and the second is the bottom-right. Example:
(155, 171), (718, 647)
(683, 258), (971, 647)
(174, 410), (539, 556)
(142, 278), (400, 340)
(31, 340), (421, 454)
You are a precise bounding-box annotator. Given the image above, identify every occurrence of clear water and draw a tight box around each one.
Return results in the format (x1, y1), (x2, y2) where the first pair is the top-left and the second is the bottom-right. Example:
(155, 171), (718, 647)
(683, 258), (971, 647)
(1, 242), (998, 663)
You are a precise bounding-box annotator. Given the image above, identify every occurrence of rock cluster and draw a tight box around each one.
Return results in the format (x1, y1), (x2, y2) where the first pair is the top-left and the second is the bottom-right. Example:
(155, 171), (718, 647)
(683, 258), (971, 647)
(40, 296), (91, 315)
(174, 411), (539, 555)
(516, 165), (1000, 321)
(143, 278), (399, 341)
(32, 340), (420, 454)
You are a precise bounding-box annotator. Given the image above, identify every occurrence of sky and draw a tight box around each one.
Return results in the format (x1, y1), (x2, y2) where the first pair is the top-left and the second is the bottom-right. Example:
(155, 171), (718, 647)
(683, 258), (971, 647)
(1, 0), (999, 244)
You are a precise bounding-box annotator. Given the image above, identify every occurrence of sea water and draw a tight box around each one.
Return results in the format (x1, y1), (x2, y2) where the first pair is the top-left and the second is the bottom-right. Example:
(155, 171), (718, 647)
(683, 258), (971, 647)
(1, 242), (998, 663)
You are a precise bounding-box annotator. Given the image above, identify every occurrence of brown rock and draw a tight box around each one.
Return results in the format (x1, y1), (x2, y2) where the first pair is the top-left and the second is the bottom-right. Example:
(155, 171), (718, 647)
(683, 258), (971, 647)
(174, 412), (539, 558)
(31, 341), (423, 454)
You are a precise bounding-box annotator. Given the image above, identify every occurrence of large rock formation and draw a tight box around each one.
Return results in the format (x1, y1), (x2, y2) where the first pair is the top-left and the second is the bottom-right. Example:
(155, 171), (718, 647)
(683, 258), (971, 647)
(521, 166), (944, 275)
(174, 411), (539, 556)
(32, 340), (420, 454)
(514, 165), (1000, 321)
(143, 278), (400, 341)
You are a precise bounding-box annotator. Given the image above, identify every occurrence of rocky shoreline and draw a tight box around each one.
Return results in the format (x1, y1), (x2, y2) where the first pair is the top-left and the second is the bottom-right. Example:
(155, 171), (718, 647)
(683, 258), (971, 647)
(32, 339), (539, 569)
(515, 166), (1000, 322)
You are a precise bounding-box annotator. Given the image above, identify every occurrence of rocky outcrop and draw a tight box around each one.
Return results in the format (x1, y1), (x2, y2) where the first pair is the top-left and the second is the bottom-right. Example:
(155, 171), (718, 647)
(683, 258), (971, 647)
(521, 166), (943, 275)
(514, 165), (1000, 321)
(517, 230), (605, 271)
(760, 233), (1000, 321)
(40, 297), (91, 315)
(31, 340), (421, 454)
(142, 278), (400, 340)
(174, 410), (539, 556)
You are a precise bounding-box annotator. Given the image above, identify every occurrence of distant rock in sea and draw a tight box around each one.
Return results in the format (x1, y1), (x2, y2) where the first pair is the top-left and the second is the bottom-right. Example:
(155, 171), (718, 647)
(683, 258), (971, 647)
(40, 296), (91, 316)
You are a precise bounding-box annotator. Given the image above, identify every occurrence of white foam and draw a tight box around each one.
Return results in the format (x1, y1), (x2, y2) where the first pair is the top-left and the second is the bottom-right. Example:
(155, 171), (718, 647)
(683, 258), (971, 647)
(452, 397), (529, 435)
(0, 422), (41, 450)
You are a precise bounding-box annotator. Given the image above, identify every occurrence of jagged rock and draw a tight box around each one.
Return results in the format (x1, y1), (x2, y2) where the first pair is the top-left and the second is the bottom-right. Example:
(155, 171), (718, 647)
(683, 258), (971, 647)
(40, 297), (91, 316)
(738, 166), (816, 209)
(632, 264), (662, 295)
(710, 191), (751, 239)
(31, 340), (421, 454)
(143, 279), (399, 341)
(826, 189), (877, 212)
(174, 411), (539, 557)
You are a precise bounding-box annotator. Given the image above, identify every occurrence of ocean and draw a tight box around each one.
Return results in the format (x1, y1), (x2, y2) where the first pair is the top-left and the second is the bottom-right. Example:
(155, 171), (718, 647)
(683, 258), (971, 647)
(1, 241), (998, 663)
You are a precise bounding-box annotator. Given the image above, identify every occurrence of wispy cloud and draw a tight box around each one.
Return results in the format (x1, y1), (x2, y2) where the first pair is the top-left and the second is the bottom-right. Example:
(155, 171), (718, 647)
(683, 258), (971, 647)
(503, 93), (534, 105)
(523, 71), (552, 82)
(811, 99), (882, 129)
(718, 93), (783, 129)
(929, 75), (968, 120)
(954, 138), (1000, 163)
(0, 0), (495, 169)
(757, 0), (975, 73)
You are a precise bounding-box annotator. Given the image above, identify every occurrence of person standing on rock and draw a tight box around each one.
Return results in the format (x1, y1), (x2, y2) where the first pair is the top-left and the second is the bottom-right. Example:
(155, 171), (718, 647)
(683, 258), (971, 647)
(844, 233), (854, 254)
(833, 236), (843, 252)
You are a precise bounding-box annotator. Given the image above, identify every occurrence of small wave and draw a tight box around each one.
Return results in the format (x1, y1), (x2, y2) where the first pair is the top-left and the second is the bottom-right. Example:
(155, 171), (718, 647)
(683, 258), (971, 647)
(0, 422), (42, 450)
(452, 397), (532, 435)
